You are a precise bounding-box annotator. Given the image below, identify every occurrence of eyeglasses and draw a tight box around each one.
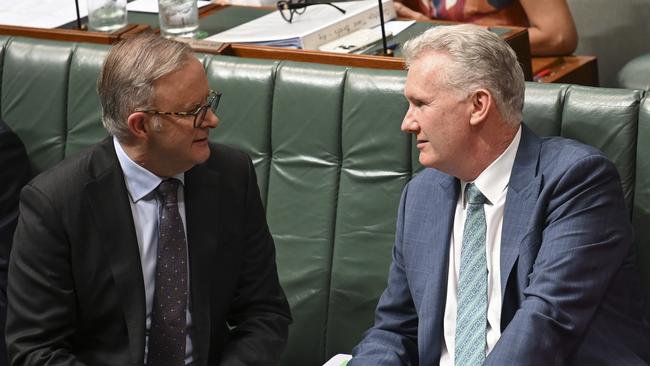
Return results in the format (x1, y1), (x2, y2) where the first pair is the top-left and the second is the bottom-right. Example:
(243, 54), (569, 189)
(136, 90), (222, 129)
(276, 0), (346, 23)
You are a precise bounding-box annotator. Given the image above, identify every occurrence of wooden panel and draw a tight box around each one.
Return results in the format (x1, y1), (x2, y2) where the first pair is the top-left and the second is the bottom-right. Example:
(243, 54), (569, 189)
(0, 23), (150, 44)
(504, 26), (532, 80)
(220, 43), (407, 70)
(194, 7), (532, 75)
(532, 56), (599, 86)
(0, 4), (534, 76)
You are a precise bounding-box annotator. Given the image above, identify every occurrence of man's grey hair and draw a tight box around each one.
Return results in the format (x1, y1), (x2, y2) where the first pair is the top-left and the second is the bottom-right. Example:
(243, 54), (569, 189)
(97, 33), (194, 140)
(402, 24), (525, 126)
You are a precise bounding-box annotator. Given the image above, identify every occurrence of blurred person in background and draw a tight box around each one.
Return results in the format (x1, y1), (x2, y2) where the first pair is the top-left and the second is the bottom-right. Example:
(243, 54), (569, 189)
(394, 0), (578, 56)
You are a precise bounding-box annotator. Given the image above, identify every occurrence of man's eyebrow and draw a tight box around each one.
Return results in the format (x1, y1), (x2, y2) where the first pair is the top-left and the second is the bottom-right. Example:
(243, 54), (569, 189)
(184, 93), (209, 111)
(405, 93), (425, 104)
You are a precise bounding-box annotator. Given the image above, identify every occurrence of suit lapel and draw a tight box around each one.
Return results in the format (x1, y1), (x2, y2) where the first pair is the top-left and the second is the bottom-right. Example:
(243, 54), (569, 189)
(429, 174), (459, 304)
(184, 163), (220, 365)
(81, 138), (146, 365)
(420, 174), (458, 364)
(500, 125), (542, 303)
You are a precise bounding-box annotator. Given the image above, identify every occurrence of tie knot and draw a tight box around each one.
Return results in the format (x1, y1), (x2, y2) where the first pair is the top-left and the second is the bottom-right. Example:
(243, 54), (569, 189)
(158, 178), (180, 205)
(465, 183), (487, 205)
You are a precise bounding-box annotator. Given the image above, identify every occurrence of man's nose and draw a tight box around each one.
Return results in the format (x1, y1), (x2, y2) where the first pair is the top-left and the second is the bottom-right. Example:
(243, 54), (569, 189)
(401, 108), (417, 133)
(203, 109), (219, 129)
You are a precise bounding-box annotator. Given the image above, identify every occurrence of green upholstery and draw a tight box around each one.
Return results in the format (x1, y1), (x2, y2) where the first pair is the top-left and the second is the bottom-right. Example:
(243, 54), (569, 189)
(618, 53), (650, 91)
(207, 59), (411, 364)
(634, 97), (650, 321)
(1, 37), (72, 172)
(206, 57), (279, 202)
(1, 36), (649, 366)
(66, 44), (109, 156)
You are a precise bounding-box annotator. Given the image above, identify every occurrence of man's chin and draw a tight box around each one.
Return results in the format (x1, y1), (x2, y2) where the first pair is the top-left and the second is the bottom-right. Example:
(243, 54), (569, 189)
(418, 154), (437, 169)
(195, 148), (211, 165)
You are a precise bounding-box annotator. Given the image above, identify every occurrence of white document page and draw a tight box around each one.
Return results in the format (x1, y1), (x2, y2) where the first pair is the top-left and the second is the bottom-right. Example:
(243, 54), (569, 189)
(383, 19), (415, 35)
(0, 0), (89, 28)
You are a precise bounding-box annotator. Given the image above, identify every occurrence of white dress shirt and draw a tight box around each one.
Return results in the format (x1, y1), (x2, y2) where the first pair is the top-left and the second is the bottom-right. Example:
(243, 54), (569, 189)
(113, 138), (195, 365)
(439, 126), (521, 365)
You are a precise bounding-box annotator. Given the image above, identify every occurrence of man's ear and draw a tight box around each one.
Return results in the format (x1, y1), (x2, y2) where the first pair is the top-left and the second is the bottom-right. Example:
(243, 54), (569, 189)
(127, 112), (150, 140)
(469, 89), (492, 126)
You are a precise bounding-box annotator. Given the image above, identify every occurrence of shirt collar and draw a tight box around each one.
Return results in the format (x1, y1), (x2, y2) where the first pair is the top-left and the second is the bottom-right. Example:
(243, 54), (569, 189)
(113, 137), (185, 203)
(461, 125), (522, 206)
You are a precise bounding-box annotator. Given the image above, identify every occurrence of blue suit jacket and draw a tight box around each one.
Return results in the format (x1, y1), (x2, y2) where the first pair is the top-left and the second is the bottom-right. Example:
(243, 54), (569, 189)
(351, 125), (650, 365)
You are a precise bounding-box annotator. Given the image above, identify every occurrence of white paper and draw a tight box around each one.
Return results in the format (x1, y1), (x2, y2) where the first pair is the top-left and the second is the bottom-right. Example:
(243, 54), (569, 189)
(383, 19), (415, 36)
(0, 0), (89, 28)
(206, 0), (385, 44)
(127, 0), (211, 13)
(322, 354), (352, 366)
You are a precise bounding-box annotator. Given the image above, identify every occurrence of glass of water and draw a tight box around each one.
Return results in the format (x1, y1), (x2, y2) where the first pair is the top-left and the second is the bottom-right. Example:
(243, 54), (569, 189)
(86, 0), (127, 32)
(158, 0), (200, 38)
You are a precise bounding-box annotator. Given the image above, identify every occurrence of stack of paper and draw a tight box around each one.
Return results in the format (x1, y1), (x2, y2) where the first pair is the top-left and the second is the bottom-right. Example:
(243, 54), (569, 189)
(0, 0), (88, 28)
(205, 0), (396, 49)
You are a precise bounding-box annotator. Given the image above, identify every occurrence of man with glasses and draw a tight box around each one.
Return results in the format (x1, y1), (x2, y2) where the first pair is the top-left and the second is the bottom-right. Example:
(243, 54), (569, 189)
(6, 33), (291, 366)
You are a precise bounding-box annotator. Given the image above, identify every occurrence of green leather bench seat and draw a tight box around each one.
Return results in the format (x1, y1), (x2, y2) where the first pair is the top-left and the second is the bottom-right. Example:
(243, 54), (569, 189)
(1, 36), (649, 366)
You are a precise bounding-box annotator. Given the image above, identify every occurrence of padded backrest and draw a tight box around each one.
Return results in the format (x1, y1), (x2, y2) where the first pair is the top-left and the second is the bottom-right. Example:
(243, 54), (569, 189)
(523, 84), (641, 210)
(206, 56), (279, 203)
(65, 43), (110, 156)
(1, 35), (649, 365)
(0, 36), (9, 116)
(327, 67), (410, 356)
(206, 57), (412, 365)
(634, 96), (650, 317)
(0, 38), (110, 170)
(1, 38), (74, 172)
(560, 86), (641, 209)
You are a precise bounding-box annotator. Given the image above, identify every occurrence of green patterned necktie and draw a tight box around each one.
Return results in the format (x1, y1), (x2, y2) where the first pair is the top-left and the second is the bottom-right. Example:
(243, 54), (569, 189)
(455, 183), (488, 366)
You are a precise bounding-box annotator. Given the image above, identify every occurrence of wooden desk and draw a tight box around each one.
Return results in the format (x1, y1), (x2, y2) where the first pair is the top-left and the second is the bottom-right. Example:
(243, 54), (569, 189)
(0, 23), (150, 44)
(219, 43), (406, 70)
(532, 56), (599, 86)
(0, 4), (532, 80)
(0, 3), (225, 45)
(188, 5), (533, 79)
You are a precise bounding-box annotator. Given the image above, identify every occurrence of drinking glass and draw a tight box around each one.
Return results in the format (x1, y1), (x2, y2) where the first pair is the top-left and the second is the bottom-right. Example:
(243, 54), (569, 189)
(158, 0), (200, 38)
(87, 0), (127, 32)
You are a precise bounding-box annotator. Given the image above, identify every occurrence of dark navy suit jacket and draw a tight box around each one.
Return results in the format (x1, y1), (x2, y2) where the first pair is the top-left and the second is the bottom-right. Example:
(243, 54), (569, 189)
(0, 119), (30, 366)
(352, 124), (650, 365)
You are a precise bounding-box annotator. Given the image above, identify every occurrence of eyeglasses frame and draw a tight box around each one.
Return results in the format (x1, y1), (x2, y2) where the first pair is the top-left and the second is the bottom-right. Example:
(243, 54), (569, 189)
(136, 90), (222, 129)
(276, 0), (346, 23)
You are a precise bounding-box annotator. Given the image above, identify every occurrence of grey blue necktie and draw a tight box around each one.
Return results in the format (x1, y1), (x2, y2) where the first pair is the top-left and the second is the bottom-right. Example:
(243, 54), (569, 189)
(148, 178), (188, 366)
(455, 183), (488, 366)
